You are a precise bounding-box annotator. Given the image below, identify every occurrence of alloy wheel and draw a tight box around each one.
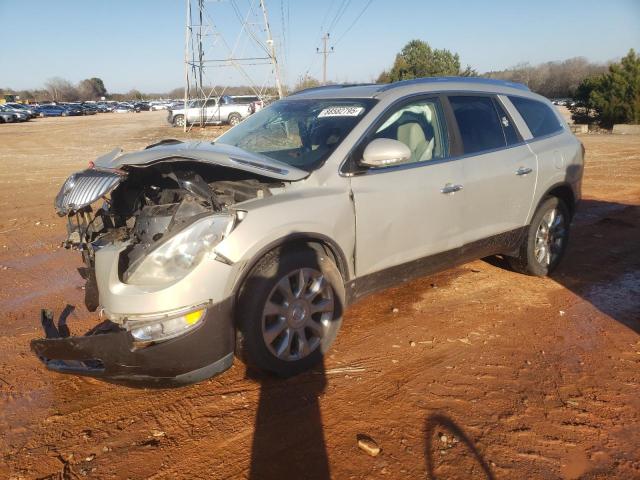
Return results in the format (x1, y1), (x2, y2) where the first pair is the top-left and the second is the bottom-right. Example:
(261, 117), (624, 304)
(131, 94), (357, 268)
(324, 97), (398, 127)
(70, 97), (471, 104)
(261, 268), (334, 361)
(534, 207), (566, 266)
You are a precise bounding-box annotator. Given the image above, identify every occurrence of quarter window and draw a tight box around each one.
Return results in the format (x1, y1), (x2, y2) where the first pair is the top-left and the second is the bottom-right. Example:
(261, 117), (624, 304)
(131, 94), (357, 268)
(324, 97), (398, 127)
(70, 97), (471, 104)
(508, 96), (563, 138)
(448, 96), (505, 154)
(493, 98), (521, 145)
(372, 98), (448, 163)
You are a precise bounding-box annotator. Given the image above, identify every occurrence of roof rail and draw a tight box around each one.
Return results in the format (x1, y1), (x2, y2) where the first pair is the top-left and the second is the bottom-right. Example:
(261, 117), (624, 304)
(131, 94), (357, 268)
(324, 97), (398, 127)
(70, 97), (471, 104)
(376, 76), (530, 93)
(290, 83), (378, 96)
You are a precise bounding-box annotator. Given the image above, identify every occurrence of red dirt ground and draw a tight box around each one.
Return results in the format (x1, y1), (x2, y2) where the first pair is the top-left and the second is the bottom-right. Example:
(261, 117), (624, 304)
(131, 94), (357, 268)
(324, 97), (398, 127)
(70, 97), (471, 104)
(0, 112), (638, 479)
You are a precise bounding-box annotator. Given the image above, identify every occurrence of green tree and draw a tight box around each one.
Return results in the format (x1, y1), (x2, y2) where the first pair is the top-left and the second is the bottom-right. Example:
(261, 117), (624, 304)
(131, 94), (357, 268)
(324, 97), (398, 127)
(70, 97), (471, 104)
(377, 39), (473, 83)
(127, 89), (144, 100)
(293, 75), (321, 92)
(78, 77), (107, 100)
(572, 49), (640, 127)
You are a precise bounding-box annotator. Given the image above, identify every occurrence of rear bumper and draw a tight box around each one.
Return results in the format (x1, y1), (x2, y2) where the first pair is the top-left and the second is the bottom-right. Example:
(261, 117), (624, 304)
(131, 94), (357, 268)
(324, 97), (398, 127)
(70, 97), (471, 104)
(30, 297), (235, 388)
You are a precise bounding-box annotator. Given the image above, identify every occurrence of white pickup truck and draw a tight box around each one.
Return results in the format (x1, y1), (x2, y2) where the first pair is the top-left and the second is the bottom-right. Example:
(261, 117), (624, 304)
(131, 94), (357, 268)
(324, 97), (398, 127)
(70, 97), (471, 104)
(168, 95), (252, 128)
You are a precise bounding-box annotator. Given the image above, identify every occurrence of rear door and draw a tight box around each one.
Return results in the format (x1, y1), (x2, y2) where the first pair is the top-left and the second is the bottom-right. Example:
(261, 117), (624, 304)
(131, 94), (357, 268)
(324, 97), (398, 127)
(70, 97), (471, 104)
(505, 95), (571, 219)
(445, 94), (537, 245)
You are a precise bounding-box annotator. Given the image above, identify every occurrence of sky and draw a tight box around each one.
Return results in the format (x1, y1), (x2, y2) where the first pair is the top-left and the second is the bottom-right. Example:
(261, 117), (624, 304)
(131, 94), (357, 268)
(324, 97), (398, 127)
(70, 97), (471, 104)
(0, 0), (639, 93)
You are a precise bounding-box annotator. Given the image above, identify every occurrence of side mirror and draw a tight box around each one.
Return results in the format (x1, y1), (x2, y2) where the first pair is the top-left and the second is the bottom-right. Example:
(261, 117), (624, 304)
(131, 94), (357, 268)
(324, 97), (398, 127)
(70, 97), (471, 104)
(360, 138), (411, 168)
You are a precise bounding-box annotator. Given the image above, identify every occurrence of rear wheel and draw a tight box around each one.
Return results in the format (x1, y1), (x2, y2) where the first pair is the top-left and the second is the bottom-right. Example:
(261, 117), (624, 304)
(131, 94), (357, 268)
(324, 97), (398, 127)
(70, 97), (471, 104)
(228, 113), (241, 126)
(236, 246), (345, 377)
(508, 196), (570, 276)
(173, 115), (185, 128)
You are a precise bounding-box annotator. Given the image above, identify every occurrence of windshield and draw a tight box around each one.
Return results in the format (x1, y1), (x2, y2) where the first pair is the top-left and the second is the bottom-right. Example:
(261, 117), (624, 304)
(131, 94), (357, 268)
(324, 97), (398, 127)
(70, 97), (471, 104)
(216, 98), (376, 171)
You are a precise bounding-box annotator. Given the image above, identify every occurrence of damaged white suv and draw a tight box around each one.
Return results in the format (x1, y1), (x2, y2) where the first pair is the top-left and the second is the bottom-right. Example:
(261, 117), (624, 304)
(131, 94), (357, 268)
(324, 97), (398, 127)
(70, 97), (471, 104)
(32, 78), (584, 386)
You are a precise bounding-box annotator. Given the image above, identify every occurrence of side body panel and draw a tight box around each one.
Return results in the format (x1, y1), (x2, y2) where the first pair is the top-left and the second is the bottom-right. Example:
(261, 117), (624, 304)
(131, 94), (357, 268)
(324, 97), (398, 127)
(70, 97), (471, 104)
(214, 179), (356, 289)
(526, 132), (583, 220)
(349, 161), (465, 277)
(456, 143), (537, 244)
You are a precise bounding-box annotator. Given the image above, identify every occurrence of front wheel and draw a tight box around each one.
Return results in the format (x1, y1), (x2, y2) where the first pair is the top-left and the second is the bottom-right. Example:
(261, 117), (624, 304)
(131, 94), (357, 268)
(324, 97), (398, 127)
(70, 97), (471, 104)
(509, 196), (570, 276)
(236, 246), (345, 377)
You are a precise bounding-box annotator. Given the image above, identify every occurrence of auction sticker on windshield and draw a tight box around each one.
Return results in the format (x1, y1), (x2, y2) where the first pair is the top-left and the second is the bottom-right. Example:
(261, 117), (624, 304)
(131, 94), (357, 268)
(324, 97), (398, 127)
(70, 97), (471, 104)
(318, 106), (364, 117)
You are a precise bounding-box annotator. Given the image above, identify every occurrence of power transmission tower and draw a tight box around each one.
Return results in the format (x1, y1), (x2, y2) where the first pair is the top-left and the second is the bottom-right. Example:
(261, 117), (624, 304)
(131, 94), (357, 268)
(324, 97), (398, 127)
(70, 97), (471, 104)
(183, 0), (284, 131)
(316, 33), (334, 85)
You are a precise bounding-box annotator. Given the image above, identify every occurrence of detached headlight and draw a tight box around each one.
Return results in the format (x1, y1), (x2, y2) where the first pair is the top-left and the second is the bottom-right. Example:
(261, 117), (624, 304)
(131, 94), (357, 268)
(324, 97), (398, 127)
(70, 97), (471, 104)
(129, 308), (206, 343)
(125, 214), (235, 286)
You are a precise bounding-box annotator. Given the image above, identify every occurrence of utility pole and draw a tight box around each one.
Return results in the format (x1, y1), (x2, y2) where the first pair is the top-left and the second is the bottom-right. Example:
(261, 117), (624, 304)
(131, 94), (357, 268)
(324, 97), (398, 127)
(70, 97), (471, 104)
(317, 33), (334, 85)
(183, 0), (285, 132)
(259, 0), (284, 99)
(183, 0), (191, 132)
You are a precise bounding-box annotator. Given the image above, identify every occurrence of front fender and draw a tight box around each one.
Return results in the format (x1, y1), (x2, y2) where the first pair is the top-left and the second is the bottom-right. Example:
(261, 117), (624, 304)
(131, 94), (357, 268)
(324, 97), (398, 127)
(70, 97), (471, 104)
(214, 186), (355, 288)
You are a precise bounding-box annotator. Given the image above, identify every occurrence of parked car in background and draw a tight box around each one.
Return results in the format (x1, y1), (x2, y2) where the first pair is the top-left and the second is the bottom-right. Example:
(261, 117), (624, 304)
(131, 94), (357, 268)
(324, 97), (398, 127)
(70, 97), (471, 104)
(168, 95), (251, 127)
(0, 105), (30, 121)
(78, 104), (98, 115)
(113, 103), (134, 113)
(134, 102), (150, 111)
(31, 77), (583, 386)
(230, 95), (265, 114)
(0, 109), (18, 123)
(149, 101), (171, 111)
(4, 102), (38, 118)
(34, 105), (79, 117)
(63, 104), (84, 116)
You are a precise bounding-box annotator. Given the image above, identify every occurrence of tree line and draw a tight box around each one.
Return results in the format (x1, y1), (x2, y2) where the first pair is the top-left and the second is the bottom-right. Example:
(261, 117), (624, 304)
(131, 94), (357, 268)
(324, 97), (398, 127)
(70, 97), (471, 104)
(4, 42), (637, 127)
(485, 57), (608, 99)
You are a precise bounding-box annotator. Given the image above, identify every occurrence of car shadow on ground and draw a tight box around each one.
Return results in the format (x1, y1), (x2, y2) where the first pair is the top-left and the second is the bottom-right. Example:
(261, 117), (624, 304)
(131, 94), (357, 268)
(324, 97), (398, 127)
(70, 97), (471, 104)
(486, 199), (640, 334)
(244, 199), (638, 479)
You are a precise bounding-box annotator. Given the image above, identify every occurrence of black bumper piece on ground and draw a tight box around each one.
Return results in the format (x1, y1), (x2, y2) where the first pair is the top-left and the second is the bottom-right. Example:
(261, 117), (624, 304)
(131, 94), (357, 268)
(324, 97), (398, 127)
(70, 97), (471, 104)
(30, 298), (235, 387)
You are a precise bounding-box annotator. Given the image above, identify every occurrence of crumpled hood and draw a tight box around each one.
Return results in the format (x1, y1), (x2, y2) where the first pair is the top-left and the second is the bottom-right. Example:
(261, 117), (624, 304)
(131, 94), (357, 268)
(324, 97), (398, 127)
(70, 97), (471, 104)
(94, 140), (309, 182)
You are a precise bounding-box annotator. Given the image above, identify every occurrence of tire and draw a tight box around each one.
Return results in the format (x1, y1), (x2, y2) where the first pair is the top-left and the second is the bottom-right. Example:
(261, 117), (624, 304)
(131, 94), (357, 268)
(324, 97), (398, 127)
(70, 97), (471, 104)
(227, 113), (241, 126)
(172, 115), (185, 128)
(236, 246), (345, 377)
(508, 196), (571, 276)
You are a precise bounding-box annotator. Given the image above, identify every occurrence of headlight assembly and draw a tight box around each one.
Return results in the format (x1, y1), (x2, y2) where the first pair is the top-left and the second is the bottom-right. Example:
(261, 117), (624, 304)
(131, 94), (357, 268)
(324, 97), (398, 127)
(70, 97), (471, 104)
(124, 213), (235, 286)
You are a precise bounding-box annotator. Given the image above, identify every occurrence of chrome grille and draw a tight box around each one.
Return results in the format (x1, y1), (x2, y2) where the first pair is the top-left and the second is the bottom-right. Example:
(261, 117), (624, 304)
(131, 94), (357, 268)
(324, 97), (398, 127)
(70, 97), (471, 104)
(55, 169), (124, 215)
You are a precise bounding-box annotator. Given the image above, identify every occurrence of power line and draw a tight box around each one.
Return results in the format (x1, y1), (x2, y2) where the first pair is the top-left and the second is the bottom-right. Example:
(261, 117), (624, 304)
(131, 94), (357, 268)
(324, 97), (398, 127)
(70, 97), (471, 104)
(326, 0), (351, 35)
(334, 0), (374, 45)
(316, 0), (337, 41)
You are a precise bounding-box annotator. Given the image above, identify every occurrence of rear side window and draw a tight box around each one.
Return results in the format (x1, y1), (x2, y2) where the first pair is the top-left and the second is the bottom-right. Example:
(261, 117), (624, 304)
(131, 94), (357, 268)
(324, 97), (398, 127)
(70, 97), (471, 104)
(508, 96), (563, 138)
(493, 98), (521, 145)
(448, 96), (505, 155)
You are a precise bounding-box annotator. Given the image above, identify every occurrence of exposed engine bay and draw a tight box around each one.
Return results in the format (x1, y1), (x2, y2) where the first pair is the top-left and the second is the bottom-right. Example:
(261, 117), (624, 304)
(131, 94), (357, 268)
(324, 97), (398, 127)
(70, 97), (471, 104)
(58, 159), (282, 312)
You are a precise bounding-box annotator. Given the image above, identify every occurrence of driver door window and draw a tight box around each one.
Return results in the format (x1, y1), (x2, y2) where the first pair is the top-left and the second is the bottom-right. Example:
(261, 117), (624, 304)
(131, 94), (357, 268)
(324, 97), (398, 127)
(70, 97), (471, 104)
(372, 98), (448, 164)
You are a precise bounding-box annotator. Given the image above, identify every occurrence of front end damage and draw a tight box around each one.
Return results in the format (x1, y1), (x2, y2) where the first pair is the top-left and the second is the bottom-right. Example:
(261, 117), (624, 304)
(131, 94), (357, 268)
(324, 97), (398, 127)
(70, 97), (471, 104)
(30, 140), (306, 386)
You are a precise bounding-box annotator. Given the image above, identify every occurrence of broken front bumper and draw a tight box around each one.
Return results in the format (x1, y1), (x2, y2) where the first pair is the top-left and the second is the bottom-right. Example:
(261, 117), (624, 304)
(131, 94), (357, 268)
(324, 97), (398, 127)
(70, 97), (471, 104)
(30, 298), (235, 387)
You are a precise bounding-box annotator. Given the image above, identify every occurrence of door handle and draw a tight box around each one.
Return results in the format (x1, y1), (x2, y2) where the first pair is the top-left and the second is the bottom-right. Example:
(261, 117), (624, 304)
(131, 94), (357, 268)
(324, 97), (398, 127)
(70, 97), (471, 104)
(516, 167), (533, 176)
(441, 183), (463, 194)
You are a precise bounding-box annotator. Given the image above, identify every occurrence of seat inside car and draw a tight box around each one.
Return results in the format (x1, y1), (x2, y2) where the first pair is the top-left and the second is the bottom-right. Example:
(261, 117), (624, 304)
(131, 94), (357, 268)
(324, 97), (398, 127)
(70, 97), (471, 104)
(376, 107), (436, 163)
